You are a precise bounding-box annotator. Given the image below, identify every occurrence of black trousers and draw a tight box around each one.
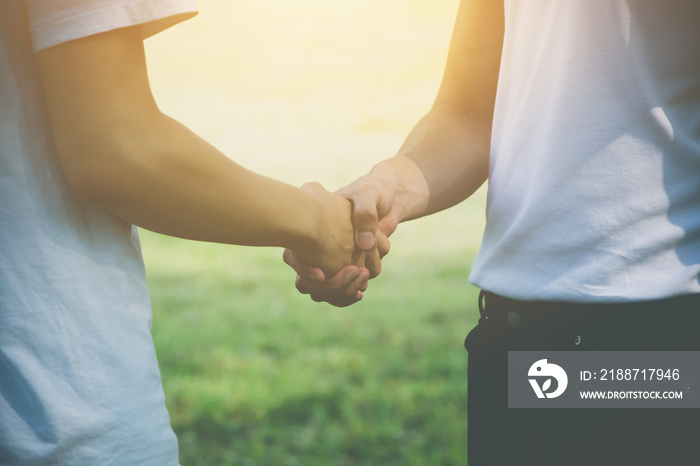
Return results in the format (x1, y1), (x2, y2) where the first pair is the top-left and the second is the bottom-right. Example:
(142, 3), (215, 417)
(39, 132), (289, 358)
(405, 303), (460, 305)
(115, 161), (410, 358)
(465, 292), (700, 466)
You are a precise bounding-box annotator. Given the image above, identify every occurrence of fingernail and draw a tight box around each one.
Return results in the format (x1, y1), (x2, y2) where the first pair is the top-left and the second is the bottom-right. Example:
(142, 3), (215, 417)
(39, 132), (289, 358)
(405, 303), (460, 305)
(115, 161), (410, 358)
(356, 231), (375, 250)
(346, 270), (360, 284)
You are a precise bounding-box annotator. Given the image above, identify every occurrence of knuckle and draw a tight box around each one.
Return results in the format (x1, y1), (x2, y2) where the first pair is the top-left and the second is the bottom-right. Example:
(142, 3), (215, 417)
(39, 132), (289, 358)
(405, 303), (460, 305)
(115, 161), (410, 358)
(354, 209), (378, 229)
(295, 276), (311, 294)
(379, 240), (391, 258)
(300, 181), (325, 193)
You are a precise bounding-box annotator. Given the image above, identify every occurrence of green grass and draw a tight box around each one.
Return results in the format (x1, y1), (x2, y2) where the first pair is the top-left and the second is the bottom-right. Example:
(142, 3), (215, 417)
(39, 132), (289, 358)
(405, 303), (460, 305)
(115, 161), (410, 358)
(142, 194), (485, 465)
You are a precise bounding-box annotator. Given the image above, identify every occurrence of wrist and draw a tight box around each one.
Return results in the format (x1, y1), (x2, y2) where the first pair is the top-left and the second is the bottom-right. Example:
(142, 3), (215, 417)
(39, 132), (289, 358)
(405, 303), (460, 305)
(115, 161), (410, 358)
(374, 156), (430, 223)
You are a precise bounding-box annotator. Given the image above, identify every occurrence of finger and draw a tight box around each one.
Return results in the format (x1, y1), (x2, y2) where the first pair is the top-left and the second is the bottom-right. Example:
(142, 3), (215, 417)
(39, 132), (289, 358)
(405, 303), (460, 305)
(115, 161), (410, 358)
(376, 231), (391, 258)
(296, 266), (370, 305)
(283, 248), (326, 283)
(377, 209), (400, 238)
(364, 248), (382, 279)
(359, 280), (369, 292)
(297, 265), (366, 294)
(310, 277), (369, 307)
(295, 274), (316, 295)
(354, 250), (367, 269)
(344, 186), (380, 251)
(310, 291), (362, 307)
(342, 267), (370, 296)
(363, 230), (390, 278)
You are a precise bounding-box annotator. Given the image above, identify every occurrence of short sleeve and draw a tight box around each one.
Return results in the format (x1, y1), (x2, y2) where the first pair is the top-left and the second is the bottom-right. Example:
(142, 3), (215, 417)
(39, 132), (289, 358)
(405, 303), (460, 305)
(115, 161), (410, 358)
(26, 0), (198, 52)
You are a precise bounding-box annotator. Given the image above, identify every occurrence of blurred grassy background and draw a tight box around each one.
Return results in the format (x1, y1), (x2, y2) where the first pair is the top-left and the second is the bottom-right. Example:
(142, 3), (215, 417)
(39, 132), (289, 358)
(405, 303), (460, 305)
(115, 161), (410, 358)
(142, 1), (486, 464)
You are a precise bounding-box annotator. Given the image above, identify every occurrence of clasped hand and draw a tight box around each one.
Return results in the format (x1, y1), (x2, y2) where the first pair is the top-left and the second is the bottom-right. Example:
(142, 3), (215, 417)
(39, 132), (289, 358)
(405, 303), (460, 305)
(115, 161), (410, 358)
(283, 172), (399, 307)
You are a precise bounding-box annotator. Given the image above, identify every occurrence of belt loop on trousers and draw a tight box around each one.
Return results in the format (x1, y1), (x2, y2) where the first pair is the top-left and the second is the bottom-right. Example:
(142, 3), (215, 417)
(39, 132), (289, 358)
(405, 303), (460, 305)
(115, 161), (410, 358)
(478, 290), (488, 320)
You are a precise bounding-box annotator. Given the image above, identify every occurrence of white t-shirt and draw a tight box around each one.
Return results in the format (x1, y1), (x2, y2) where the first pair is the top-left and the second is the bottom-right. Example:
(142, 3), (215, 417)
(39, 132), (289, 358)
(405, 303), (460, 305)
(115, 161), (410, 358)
(470, 0), (700, 302)
(0, 1), (196, 465)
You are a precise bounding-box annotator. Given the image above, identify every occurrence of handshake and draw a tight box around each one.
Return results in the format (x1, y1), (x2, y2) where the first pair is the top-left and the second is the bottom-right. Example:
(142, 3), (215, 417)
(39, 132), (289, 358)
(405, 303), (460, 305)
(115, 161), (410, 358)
(282, 156), (427, 307)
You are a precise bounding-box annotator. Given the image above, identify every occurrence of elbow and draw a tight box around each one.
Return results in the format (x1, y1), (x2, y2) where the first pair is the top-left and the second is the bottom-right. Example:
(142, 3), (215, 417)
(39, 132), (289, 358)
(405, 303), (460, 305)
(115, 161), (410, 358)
(53, 135), (138, 208)
(61, 159), (119, 206)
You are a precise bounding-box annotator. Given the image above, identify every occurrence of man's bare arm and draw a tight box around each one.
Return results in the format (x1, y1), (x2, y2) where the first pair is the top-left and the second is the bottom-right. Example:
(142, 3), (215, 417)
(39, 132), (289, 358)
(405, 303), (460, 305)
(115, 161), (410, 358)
(358, 0), (504, 234)
(36, 26), (366, 275)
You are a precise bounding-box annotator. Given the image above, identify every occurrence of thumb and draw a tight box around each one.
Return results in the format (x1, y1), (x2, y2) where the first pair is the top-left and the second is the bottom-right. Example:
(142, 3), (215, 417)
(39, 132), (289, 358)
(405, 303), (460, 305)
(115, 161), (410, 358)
(349, 189), (380, 250)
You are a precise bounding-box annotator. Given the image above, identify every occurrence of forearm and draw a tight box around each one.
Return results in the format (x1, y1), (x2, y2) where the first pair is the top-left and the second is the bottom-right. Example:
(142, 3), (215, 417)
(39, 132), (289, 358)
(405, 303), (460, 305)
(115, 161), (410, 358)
(372, 101), (490, 224)
(368, 0), (502, 225)
(60, 110), (362, 274)
(80, 111), (324, 250)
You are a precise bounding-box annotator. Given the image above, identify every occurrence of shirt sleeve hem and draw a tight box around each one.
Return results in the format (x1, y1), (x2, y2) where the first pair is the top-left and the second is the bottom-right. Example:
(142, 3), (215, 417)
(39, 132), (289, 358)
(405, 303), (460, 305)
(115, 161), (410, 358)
(31, 1), (198, 52)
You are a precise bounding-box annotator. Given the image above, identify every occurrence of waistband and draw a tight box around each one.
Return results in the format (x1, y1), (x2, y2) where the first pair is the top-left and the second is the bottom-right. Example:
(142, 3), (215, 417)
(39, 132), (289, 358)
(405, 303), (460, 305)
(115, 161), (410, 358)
(472, 291), (700, 351)
(479, 291), (700, 328)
